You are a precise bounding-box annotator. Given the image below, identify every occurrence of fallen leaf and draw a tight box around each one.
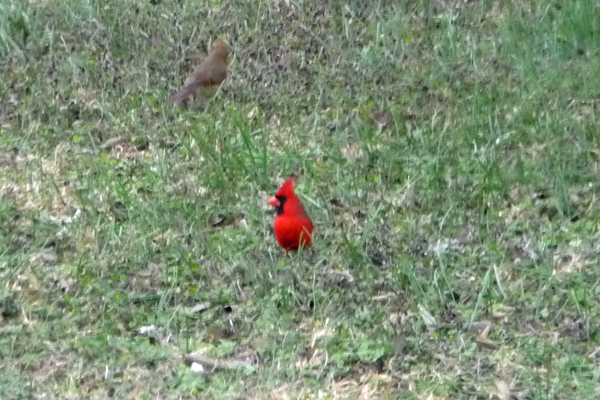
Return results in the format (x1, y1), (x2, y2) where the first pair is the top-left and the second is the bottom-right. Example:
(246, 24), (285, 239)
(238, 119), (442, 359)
(496, 380), (511, 400)
(324, 269), (355, 287)
(468, 320), (491, 333)
(418, 304), (437, 328)
(475, 324), (499, 350)
(588, 345), (600, 360)
(184, 350), (258, 373)
(455, 225), (475, 245)
(211, 212), (245, 228)
(186, 302), (211, 314)
(101, 136), (127, 149)
(329, 197), (346, 213)
(492, 305), (515, 319)
(393, 336), (407, 356)
(133, 325), (158, 339)
(211, 213), (235, 228)
(57, 278), (76, 294)
(371, 293), (395, 301)
(190, 362), (204, 373)
(370, 110), (391, 129)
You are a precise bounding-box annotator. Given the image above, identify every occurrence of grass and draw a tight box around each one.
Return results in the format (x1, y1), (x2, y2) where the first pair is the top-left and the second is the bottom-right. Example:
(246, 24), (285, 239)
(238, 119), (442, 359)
(2, 0), (600, 398)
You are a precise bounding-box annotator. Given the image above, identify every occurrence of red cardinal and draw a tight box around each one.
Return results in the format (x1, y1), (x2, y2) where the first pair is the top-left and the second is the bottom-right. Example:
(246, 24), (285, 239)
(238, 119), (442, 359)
(268, 177), (314, 250)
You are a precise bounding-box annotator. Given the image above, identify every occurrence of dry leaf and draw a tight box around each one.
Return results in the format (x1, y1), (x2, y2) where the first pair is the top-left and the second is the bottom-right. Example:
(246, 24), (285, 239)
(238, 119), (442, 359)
(329, 198), (346, 214)
(57, 278), (76, 294)
(496, 380), (511, 400)
(133, 325), (158, 339)
(393, 336), (407, 356)
(370, 110), (391, 129)
(468, 320), (491, 333)
(418, 304), (437, 328)
(455, 225), (475, 245)
(324, 269), (355, 287)
(211, 212), (245, 228)
(492, 305), (516, 319)
(475, 324), (499, 350)
(101, 136), (127, 149)
(588, 345), (600, 360)
(41, 246), (58, 264)
(186, 302), (211, 314)
(371, 293), (395, 301)
(211, 213), (235, 228)
(184, 350), (258, 373)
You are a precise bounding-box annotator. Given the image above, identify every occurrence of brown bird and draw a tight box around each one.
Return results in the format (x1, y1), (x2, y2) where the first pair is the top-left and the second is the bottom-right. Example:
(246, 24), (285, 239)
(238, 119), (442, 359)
(170, 38), (230, 107)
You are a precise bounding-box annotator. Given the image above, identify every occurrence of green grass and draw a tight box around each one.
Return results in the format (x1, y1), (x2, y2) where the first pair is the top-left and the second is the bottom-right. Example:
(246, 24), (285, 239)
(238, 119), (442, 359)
(2, 0), (600, 398)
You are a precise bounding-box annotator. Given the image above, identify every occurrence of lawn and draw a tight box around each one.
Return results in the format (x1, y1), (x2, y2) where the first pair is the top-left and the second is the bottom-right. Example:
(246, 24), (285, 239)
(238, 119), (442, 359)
(2, 0), (600, 398)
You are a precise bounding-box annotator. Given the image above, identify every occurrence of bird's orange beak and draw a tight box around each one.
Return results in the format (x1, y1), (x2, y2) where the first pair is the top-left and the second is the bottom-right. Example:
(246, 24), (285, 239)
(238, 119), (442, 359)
(268, 196), (280, 208)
